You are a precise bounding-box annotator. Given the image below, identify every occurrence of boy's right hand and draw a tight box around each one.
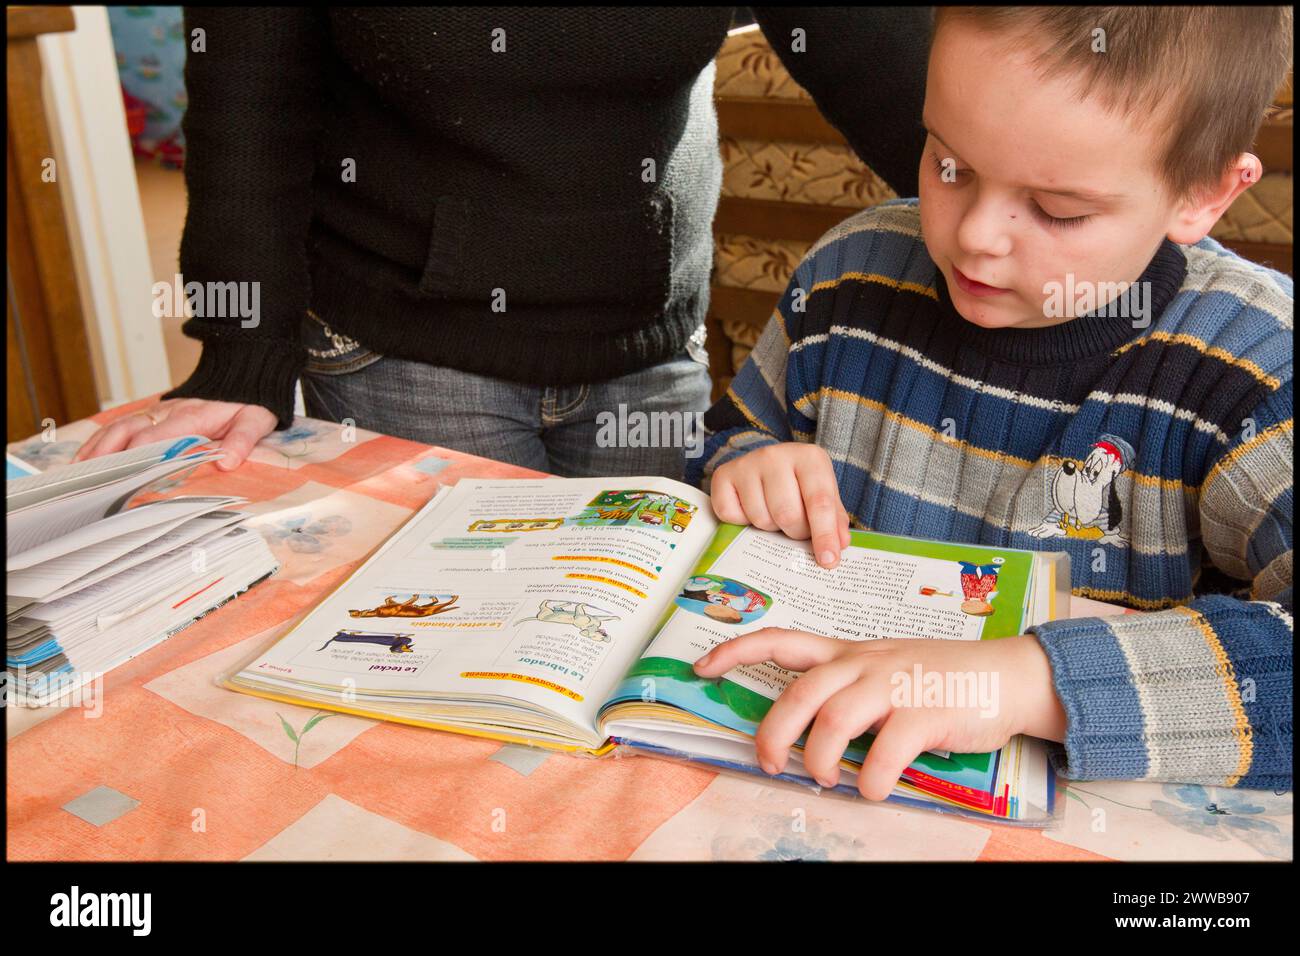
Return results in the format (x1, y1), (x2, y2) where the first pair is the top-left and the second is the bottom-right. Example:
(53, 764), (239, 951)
(72, 397), (278, 472)
(709, 442), (851, 568)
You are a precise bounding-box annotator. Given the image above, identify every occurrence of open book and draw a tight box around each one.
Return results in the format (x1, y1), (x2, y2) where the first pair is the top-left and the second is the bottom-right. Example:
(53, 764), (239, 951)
(225, 477), (1069, 823)
(7, 437), (278, 704)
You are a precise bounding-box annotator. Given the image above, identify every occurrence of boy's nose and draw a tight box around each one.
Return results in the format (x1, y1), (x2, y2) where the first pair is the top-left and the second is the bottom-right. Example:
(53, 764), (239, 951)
(954, 196), (1015, 260)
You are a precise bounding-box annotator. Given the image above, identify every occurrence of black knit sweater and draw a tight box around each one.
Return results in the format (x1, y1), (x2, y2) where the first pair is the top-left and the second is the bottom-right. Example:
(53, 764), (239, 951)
(164, 7), (932, 428)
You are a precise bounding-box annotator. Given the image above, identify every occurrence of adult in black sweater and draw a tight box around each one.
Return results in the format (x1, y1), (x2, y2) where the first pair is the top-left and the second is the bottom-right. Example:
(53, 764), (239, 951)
(75, 8), (930, 476)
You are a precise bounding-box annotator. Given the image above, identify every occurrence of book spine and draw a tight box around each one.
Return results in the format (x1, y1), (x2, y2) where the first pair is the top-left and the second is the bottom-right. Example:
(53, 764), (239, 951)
(901, 767), (998, 813)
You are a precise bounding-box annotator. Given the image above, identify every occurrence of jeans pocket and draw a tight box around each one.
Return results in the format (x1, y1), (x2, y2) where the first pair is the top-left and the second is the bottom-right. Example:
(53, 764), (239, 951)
(301, 310), (384, 376)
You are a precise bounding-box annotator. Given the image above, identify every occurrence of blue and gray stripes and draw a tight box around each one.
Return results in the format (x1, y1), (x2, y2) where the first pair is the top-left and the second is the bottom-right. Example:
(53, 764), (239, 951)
(691, 199), (1292, 790)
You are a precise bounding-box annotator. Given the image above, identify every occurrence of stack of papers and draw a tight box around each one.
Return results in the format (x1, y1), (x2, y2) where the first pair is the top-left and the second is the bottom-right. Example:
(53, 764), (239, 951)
(6, 437), (279, 704)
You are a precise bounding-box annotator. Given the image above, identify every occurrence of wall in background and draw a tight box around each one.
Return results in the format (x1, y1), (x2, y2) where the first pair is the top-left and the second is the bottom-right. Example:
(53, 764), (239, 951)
(37, 5), (170, 410)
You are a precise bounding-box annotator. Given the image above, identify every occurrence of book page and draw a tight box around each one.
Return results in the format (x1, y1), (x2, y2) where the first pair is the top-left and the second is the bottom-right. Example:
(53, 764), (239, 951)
(14, 530), (277, 705)
(36, 510), (247, 603)
(6, 495), (243, 575)
(605, 524), (1037, 735)
(5, 453), (223, 558)
(5, 436), (212, 509)
(234, 477), (718, 732)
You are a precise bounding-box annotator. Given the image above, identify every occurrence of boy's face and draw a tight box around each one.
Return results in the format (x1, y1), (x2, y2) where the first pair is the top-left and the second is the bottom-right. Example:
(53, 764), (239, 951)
(919, 19), (1185, 330)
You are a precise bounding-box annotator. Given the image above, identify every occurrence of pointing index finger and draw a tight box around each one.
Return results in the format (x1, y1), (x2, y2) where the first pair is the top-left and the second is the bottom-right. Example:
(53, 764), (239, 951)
(795, 456), (846, 568)
(693, 627), (848, 678)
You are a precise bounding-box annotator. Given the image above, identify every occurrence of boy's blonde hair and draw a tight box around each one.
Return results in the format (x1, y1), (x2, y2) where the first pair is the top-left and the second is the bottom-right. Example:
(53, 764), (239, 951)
(932, 6), (1293, 203)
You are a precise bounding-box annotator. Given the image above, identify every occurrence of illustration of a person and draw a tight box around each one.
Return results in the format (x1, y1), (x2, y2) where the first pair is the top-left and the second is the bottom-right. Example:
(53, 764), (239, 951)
(957, 559), (1002, 616)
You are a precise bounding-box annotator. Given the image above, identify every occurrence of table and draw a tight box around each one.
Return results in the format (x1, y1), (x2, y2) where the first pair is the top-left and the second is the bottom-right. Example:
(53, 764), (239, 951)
(7, 399), (1292, 861)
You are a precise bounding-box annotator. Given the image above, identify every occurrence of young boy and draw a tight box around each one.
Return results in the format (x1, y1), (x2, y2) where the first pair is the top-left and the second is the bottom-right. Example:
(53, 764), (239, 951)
(688, 7), (1293, 800)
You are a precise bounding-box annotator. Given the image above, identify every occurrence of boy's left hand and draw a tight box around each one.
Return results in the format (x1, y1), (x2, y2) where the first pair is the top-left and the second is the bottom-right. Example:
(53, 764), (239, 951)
(692, 629), (1068, 800)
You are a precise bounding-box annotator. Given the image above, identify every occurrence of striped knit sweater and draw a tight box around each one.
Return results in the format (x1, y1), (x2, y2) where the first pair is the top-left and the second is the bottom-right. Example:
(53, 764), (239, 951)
(690, 199), (1293, 791)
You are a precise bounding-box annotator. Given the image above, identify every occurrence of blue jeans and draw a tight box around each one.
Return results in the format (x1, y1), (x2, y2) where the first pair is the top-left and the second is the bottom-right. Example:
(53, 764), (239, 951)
(298, 311), (714, 479)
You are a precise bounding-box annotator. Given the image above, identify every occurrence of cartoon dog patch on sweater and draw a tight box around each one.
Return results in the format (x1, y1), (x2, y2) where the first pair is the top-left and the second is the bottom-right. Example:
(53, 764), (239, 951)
(1029, 433), (1134, 545)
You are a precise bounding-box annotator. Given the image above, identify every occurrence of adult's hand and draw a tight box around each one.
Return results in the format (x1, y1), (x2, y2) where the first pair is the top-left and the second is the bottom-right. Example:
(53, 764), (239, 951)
(72, 398), (278, 472)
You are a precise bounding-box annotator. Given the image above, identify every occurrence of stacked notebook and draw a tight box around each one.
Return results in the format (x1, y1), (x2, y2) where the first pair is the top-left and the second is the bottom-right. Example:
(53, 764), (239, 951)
(6, 437), (279, 705)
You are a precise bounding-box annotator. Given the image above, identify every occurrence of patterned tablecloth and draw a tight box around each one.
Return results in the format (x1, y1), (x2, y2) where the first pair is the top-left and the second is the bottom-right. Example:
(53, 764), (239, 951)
(6, 399), (1292, 861)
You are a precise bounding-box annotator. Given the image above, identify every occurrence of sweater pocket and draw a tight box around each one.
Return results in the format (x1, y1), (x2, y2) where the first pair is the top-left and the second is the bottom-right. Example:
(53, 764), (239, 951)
(417, 194), (674, 311)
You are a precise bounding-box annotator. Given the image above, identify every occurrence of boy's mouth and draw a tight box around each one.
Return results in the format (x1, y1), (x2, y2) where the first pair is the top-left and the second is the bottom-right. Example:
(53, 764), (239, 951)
(952, 265), (1012, 298)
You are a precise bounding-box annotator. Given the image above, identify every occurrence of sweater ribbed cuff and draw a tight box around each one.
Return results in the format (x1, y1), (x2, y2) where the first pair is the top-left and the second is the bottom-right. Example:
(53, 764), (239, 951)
(1026, 614), (1146, 782)
(162, 334), (305, 431)
(1028, 598), (1292, 789)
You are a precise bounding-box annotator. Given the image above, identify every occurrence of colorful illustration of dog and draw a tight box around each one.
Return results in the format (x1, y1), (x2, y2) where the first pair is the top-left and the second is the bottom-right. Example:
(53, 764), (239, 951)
(517, 600), (620, 642)
(956, 559), (1003, 616)
(348, 594), (459, 618)
(1029, 433), (1134, 544)
(317, 630), (416, 653)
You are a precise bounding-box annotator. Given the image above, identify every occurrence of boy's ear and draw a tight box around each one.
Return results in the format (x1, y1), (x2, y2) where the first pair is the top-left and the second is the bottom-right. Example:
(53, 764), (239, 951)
(1166, 153), (1263, 245)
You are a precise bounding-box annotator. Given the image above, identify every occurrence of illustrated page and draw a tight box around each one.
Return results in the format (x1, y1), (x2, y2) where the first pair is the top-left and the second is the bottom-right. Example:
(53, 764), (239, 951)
(237, 477), (719, 730)
(607, 524), (1035, 734)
